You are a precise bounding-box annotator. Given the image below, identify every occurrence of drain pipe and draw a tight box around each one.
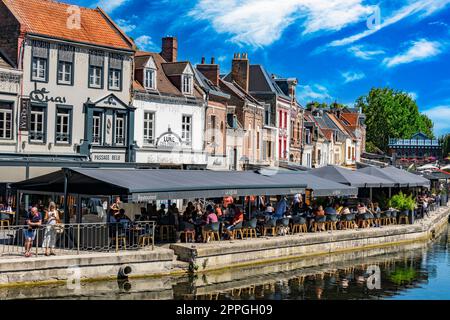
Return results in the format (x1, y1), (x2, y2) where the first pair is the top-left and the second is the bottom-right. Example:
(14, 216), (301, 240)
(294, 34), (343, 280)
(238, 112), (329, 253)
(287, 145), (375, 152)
(118, 265), (132, 279)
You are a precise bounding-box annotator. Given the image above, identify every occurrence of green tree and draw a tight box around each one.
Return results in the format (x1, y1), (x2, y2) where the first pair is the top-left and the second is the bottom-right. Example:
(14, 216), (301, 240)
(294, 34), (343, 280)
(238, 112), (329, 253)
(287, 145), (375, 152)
(355, 87), (434, 152)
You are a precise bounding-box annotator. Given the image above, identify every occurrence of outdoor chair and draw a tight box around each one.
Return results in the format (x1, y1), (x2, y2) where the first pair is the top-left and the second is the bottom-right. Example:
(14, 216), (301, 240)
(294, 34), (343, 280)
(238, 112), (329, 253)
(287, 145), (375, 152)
(242, 218), (258, 239)
(203, 222), (221, 242)
(342, 214), (357, 229)
(291, 216), (307, 234)
(276, 218), (290, 236)
(262, 219), (277, 236)
(325, 214), (338, 231)
(381, 211), (392, 225)
(159, 225), (175, 242)
(390, 211), (398, 224)
(0, 213), (10, 229)
(180, 229), (196, 243)
(398, 212), (409, 224)
(231, 221), (244, 240)
(313, 216), (326, 232)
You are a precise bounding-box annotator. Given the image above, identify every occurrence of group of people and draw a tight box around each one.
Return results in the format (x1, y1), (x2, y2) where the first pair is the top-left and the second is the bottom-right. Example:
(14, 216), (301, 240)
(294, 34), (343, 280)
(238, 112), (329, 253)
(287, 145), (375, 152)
(23, 202), (61, 257)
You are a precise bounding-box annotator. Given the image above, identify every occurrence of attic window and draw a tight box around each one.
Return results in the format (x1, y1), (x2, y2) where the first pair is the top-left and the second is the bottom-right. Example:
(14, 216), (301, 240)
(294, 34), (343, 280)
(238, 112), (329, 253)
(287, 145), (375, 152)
(144, 68), (156, 90)
(182, 74), (193, 95)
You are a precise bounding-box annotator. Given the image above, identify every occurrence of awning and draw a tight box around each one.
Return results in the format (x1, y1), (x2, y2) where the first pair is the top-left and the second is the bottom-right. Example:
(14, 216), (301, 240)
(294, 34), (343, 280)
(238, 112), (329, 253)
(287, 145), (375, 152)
(380, 166), (430, 187)
(309, 165), (395, 188)
(12, 168), (307, 201)
(359, 166), (405, 187)
(260, 171), (358, 197)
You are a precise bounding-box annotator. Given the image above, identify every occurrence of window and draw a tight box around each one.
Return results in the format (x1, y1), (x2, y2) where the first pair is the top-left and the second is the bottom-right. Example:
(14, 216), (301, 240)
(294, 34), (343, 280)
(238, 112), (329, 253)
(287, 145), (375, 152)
(30, 106), (45, 143)
(144, 68), (156, 89)
(0, 104), (12, 140)
(57, 47), (74, 85)
(291, 120), (295, 141)
(305, 129), (311, 144)
(143, 112), (155, 145)
(297, 122), (300, 141)
(348, 146), (351, 160)
(182, 115), (192, 145)
(92, 112), (102, 144)
(257, 131), (260, 149)
(284, 112), (287, 128)
(55, 108), (71, 144)
(182, 75), (193, 94)
(57, 61), (73, 85)
(210, 115), (216, 144)
(108, 54), (123, 91)
(89, 66), (103, 88)
(89, 52), (104, 89)
(115, 114), (126, 145)
(32, 57), (47, 81)
(279, 111), (282, 127)
(108, 68), (121, 90)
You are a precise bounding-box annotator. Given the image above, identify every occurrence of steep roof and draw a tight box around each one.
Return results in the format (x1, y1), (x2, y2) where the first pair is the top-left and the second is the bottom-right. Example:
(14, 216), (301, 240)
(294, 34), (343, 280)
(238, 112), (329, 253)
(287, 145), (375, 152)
(194, 68), (230, 100)
(219, 79), (263, 106)
(2, 0), (134, 50)
(134, 51), (203, 99)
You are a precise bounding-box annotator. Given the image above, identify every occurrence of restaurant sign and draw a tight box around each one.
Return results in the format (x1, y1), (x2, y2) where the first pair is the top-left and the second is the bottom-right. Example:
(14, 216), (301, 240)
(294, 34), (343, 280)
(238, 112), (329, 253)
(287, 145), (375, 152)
(156, 128), (182, 149)
(91, 153), (125, 163)
(19, 98), (30, 131)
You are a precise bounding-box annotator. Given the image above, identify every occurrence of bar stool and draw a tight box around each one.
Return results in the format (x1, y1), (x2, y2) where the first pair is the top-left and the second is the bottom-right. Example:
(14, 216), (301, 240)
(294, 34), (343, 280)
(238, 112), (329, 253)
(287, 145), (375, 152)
(159, 225), (173, 241)
(180, 230), (196, 243)
(0, 219), (10, 229)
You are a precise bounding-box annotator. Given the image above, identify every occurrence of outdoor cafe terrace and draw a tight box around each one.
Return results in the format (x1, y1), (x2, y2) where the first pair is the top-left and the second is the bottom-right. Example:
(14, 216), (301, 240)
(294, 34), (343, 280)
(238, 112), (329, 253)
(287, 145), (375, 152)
(0, 165), (445, 258)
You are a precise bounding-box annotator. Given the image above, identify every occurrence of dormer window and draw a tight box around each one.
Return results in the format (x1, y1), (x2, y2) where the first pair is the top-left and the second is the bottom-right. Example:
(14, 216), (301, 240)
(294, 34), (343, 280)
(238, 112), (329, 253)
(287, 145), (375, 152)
(144, 68), (156, 90)
(182, 74), (193, 95)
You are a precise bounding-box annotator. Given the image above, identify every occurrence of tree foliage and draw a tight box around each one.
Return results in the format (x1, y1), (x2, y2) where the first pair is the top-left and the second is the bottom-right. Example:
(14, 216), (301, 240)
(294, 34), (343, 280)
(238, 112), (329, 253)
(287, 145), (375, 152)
(441, 134), (450, 158)
(355, 87), (434, 152)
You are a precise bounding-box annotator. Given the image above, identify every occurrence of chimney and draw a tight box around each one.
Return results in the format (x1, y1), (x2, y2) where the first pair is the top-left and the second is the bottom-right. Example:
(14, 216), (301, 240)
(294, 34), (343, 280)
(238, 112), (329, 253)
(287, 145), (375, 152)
(161, 36), (177, 62)
(211, 57), (215, 64)
(231, 53), (249, 92)
(197, 57), (220, 86)
(201, 57), (205, 64)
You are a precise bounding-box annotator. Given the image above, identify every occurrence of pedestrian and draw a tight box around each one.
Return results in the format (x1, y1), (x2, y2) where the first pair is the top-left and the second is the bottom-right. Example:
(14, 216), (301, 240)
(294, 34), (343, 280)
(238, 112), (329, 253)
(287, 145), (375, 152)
(42, 202), (60, 256)
(24, 207), (42, 257)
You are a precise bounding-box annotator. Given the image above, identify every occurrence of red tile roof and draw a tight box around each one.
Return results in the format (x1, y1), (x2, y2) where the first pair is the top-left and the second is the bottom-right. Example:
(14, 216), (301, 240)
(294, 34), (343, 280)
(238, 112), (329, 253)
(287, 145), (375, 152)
(2, 0), (134, 50)
(341, 113), (359, 126)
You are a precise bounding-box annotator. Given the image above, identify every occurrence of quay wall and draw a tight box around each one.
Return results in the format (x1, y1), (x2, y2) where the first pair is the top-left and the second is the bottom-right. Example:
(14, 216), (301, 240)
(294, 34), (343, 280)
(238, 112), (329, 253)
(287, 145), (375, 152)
(0, 248), (175, 287)
(170, 207), (450, 272)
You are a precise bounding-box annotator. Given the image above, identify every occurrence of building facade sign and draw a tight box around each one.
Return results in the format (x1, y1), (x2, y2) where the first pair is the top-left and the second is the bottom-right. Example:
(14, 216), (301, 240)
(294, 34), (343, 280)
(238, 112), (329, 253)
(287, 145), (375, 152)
(30, 87), (67, 104)
(91, 153), (125, 162)
(19, 98), (30, 131)
(156, 130), (182, 149)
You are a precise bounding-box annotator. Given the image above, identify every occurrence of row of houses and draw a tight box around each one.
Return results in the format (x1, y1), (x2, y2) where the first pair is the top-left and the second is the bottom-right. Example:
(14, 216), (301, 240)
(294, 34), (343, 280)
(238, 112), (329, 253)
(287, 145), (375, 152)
(0, 0), (366, 200)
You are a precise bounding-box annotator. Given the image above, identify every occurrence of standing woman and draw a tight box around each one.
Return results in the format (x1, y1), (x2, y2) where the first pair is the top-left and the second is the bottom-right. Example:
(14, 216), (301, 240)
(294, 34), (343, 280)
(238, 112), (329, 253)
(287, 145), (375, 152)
(42, 202), (60, 256)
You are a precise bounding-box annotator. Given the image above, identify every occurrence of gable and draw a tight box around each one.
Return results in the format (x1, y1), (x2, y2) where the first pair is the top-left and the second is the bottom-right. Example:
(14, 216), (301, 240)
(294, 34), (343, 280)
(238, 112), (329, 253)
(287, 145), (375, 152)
(93, 94), (129, 110)
(183, 63), (194, 75)
(145, 56), (157, 70)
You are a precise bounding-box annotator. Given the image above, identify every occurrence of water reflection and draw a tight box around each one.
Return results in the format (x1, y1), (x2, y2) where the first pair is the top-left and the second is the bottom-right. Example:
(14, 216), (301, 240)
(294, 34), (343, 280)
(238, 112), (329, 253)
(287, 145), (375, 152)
(1, 225), (449, 300)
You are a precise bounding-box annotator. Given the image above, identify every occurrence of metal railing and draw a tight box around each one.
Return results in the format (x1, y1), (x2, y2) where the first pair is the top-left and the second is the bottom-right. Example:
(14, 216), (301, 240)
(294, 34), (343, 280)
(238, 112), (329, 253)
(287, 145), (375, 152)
(0, 221), (155, 258)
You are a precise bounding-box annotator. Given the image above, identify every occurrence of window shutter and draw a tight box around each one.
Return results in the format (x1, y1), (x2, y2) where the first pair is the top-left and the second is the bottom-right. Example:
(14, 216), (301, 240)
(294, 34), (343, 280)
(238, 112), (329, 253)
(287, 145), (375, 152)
(109, 54), (123, 69)
(32, 42), (49, 58)
(90, 51), (104, 67)
(58, 46), (74, 62)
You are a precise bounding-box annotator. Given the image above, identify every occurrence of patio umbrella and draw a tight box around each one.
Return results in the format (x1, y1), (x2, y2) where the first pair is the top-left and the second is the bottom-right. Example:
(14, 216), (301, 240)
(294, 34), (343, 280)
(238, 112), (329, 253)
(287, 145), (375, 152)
(359, 166), (402, 186)
(309, 165), (395, 188)
(417, 164), (439, 171)
(441, 164), (450, 171)
(380, 166), (430, 187)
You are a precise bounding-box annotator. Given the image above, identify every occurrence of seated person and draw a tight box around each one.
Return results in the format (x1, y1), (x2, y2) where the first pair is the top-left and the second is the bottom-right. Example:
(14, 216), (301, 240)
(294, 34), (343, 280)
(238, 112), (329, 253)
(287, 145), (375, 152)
(214, 204), (223, 218)
(224, 205), (244, 239)
(273, 196), (287, 219)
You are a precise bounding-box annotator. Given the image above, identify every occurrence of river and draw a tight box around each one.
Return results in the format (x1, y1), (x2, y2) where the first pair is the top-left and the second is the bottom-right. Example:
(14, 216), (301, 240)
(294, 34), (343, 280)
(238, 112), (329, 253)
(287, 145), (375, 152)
(1, 224), (449, 300)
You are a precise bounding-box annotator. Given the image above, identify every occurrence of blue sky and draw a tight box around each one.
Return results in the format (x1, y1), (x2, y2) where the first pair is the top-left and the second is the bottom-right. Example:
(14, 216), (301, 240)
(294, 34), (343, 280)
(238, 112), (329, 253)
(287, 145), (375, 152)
(70, 0), (450, 136)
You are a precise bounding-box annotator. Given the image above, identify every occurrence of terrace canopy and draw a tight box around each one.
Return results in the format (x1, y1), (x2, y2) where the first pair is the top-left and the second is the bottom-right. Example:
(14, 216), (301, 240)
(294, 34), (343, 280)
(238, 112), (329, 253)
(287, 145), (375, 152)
(308, 165), (395, 188)
(380, 166), (430, 187)
(11, 167), (308, 201)
(359, 166), (403, 186)
(259, 171), (358, 197)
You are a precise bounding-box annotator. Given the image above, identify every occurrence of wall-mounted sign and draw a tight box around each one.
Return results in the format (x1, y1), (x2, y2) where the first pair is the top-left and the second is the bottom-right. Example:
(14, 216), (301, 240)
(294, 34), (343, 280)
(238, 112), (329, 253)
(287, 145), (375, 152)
(105, 115), (113, 145)
(91, 153), (125, 163)
(19, 98), (30, 131)
(156, 128), (182, 148)
(30, 87), (66, 104)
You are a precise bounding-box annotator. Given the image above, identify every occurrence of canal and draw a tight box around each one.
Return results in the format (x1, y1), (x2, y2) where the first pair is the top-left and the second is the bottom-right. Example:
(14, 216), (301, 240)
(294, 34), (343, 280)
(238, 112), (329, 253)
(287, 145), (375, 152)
(1, 224), (448, 300)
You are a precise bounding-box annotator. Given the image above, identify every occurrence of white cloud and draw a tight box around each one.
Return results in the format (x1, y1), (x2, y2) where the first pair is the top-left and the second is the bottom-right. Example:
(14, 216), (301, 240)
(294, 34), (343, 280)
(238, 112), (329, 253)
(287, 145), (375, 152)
(189, 0), (375, 47)
(134, 35), (158, 51)
(116, 19), (136, 33)
(408, 92), (419, 101)
(329, 0), (450, 48)
(342, 71), (366, 83)
(348, 45), (385, 60)
(383, 39), (443, 68)
(423, 105), (450, 136)
(97, 0), (130, 13)
(298, 84), (331, 102)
